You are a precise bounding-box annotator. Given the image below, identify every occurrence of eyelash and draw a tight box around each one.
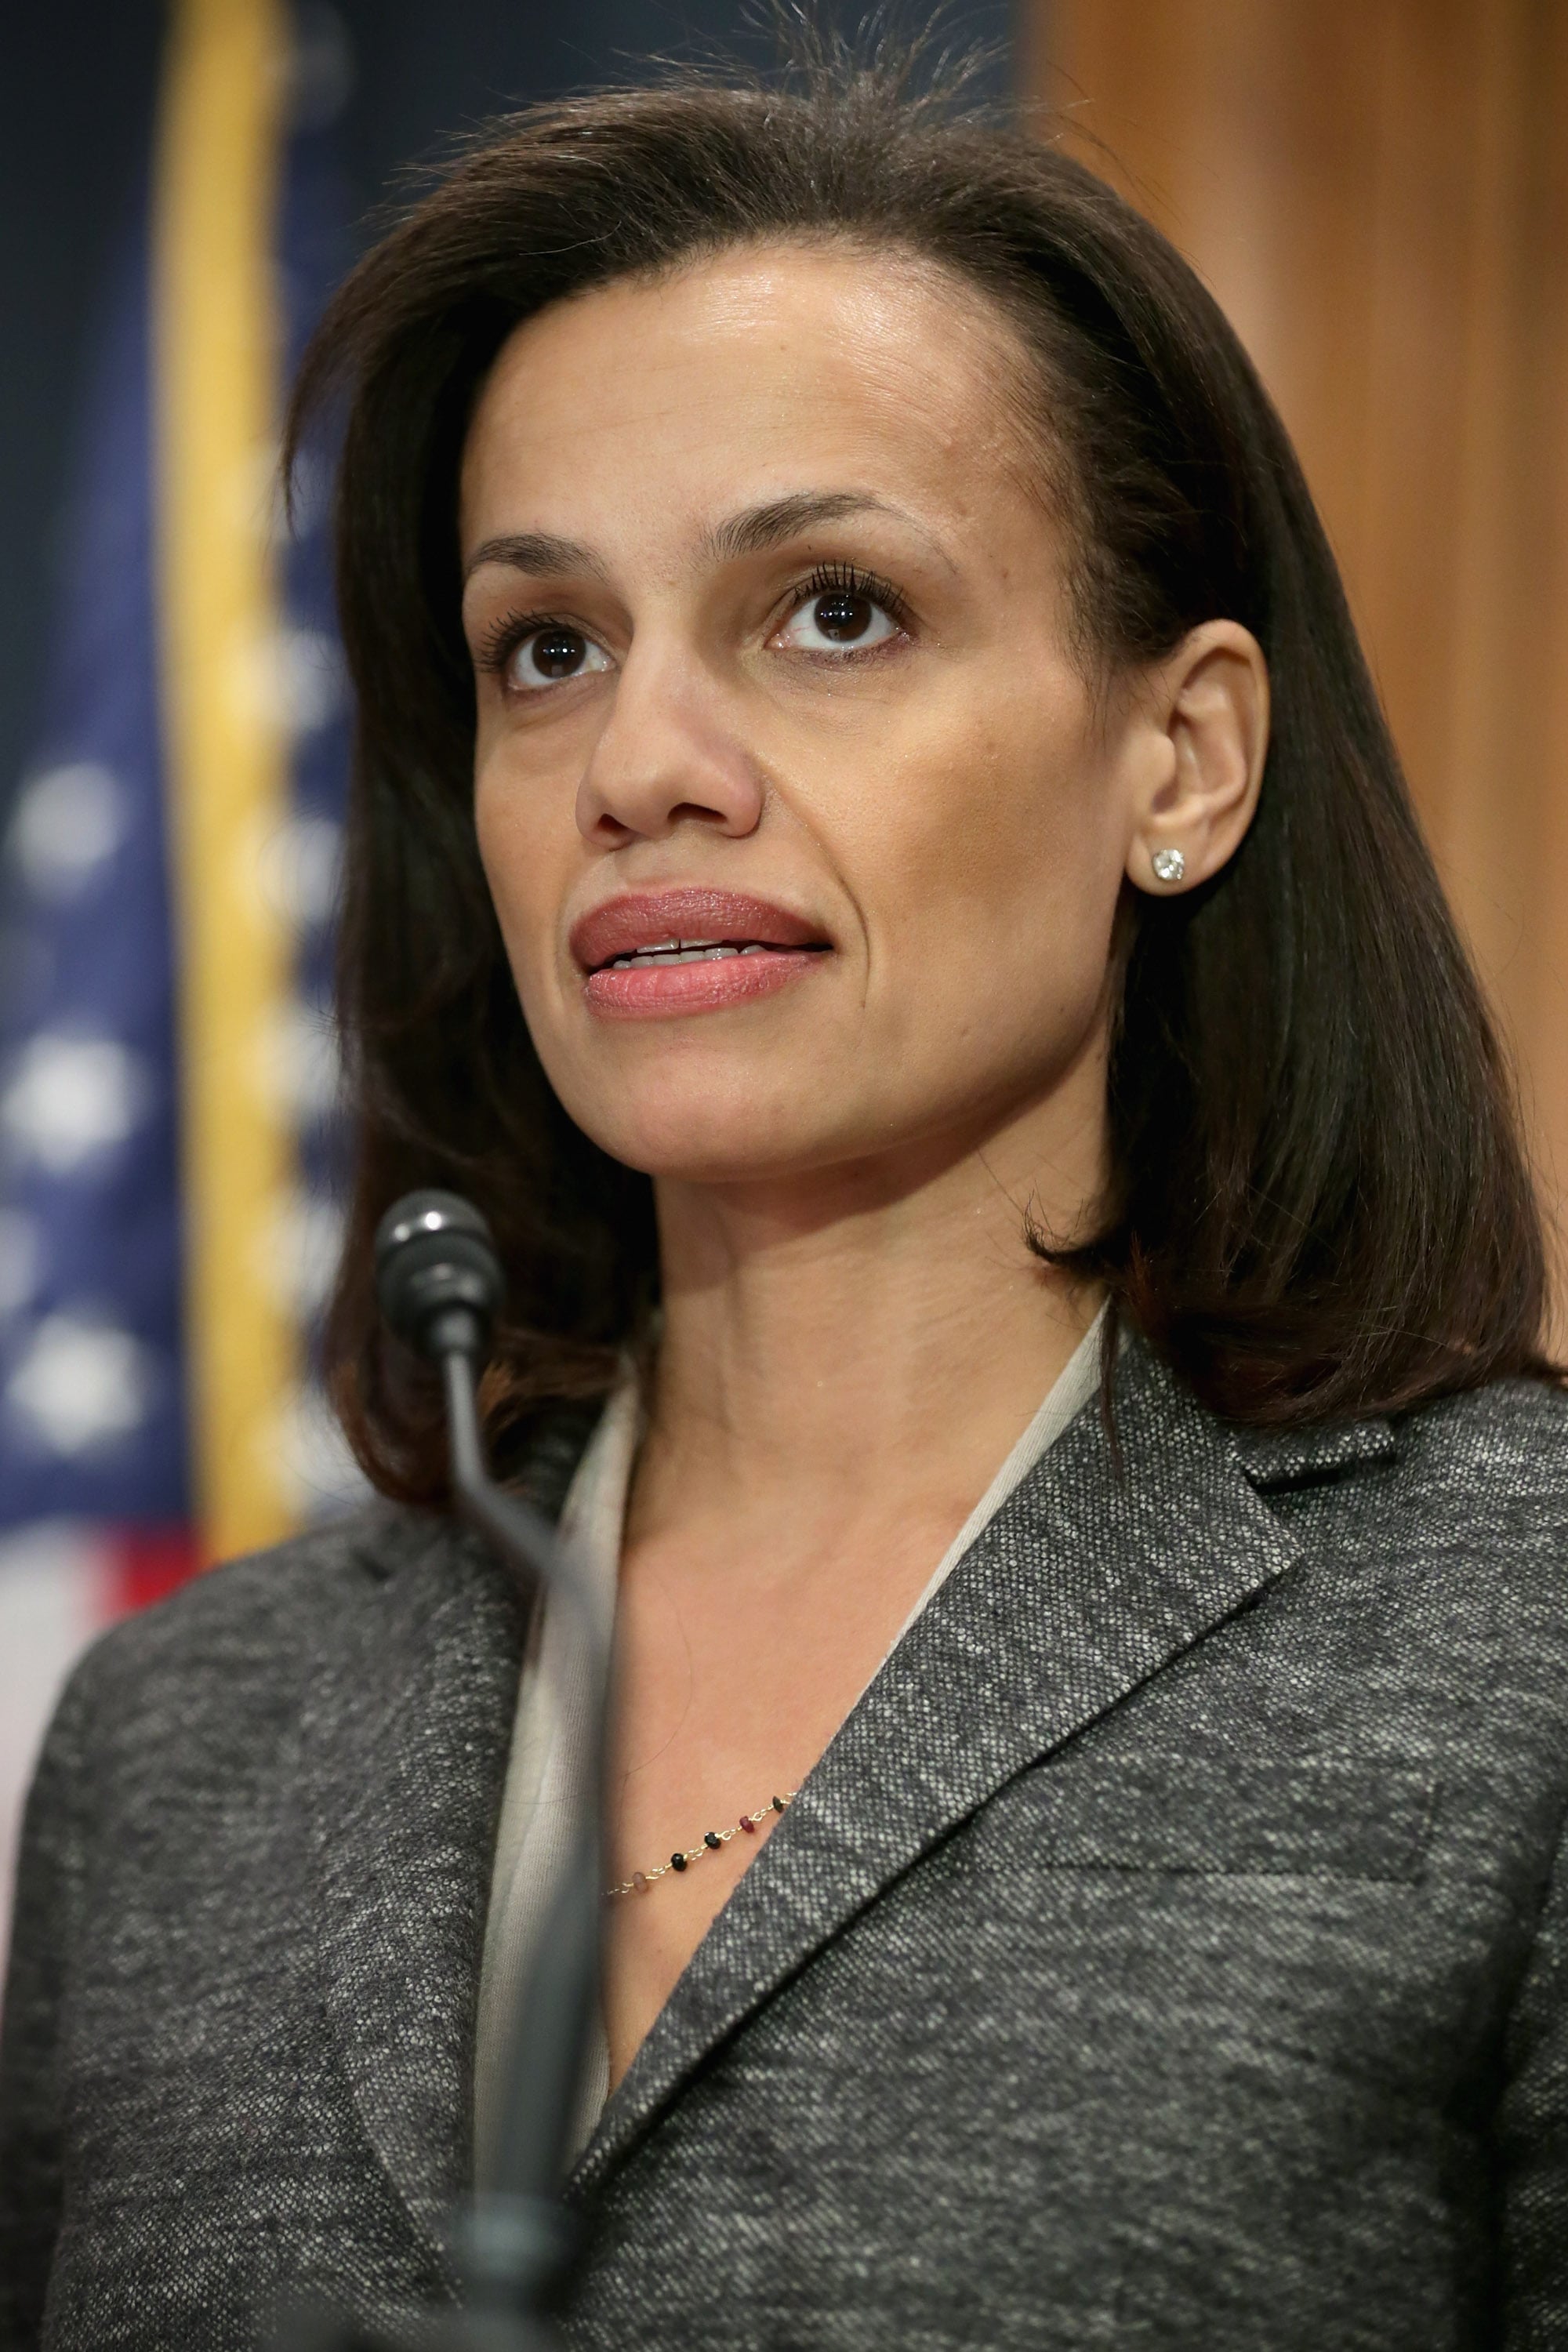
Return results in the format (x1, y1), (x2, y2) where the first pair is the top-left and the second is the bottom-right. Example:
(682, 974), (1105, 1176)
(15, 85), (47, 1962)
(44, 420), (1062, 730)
(474, 608), (561, 677)
(790, 561), (912, 635)
(472, 561), (913, 681)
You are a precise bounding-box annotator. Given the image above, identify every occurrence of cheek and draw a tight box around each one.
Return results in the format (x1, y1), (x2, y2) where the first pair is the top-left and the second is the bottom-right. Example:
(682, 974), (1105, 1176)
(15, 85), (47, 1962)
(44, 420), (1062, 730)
(849, 686), (1125, 1022)
(473, 753), (568, 1007)
(472, 781), (571, 1058)
(473, 771), (519, 933)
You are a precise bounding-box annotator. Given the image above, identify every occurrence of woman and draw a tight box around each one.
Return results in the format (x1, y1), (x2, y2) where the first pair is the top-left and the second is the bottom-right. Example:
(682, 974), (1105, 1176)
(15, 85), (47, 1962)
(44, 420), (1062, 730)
(4, 43), (1568, 2352)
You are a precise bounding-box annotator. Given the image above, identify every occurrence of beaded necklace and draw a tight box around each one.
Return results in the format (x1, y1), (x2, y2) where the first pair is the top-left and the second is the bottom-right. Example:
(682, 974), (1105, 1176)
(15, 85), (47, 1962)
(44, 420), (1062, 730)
(604, 1790), (797, 1899)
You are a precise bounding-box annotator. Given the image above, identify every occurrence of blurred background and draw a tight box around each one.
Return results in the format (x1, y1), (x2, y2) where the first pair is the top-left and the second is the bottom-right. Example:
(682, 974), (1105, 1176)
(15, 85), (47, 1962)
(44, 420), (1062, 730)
(1, 0), (1564, 1954)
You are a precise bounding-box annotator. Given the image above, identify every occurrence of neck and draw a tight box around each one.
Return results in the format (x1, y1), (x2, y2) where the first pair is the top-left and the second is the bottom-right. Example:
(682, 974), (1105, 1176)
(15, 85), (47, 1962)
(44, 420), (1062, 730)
(634, 1084), (1105, 1533)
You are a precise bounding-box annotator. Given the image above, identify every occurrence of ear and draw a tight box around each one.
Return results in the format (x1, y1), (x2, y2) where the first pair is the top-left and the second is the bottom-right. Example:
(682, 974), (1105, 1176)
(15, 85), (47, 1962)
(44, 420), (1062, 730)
(1124, 620), (1269, 896)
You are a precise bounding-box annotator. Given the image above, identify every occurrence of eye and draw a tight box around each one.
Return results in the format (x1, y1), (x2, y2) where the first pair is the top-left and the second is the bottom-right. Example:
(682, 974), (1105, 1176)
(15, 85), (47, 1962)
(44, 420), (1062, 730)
(775, 576), (905, 656)
(503, 624), (614, 693)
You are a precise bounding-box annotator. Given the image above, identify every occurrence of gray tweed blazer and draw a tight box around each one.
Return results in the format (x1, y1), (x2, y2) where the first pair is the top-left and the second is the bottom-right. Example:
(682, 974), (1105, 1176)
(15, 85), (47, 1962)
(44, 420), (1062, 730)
(5, 1335), (1568, 2349)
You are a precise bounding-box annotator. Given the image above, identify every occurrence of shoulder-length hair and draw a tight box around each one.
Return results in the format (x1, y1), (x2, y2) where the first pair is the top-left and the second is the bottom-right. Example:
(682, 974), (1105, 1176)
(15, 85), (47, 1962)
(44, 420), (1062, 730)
(290, 42), (1557, 1504)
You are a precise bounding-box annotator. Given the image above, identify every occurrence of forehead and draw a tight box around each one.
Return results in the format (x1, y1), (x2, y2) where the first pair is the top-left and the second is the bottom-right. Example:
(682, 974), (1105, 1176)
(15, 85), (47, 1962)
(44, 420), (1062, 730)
(458, 241), (1044, 556)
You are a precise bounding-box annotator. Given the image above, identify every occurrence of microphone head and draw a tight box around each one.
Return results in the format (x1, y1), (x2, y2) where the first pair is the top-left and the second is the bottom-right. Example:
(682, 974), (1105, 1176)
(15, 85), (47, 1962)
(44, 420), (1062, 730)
(374, 1189), (504, 1361)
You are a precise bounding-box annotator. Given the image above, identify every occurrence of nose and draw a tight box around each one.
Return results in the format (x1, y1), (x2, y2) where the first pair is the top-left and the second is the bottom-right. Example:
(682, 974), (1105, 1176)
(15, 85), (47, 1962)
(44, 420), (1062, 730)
(575, 641), (764, 848)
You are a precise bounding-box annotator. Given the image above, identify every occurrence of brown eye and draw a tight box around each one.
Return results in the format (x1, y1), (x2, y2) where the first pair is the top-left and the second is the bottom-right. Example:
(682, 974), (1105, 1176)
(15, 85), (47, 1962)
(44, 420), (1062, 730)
(506, 625), (612, 692)
(531, 628), (586, 677)
(811, 590), (874, 642)
(776, 584), (900, 656)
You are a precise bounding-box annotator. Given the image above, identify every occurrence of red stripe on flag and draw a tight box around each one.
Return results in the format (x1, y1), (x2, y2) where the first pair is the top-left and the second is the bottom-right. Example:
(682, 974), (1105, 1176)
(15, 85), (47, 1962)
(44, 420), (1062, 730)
(107, 1524), (202, 1615)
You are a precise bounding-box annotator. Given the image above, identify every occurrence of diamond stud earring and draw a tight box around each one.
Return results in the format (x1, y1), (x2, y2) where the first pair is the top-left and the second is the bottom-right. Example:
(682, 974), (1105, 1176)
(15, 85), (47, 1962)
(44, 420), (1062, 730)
(1151, 847), (1186, 885)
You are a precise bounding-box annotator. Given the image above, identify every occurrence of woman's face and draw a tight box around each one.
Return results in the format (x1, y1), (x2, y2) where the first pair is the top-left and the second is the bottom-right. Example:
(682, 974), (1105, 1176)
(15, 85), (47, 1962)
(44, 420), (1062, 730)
(461, 244), (1159, 1192)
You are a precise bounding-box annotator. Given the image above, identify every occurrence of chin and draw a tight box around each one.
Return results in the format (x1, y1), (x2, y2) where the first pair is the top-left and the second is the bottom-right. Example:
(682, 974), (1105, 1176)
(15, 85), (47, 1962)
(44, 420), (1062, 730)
(534, 1015), (833, 1172)
(583, 1113), (832, 1188)
(559, 1074), (861, 1188)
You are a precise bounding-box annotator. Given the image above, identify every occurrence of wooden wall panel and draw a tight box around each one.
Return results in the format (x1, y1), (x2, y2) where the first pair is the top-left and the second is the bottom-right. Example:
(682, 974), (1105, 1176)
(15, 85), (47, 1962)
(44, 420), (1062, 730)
(1025, 0), (1568, 1318)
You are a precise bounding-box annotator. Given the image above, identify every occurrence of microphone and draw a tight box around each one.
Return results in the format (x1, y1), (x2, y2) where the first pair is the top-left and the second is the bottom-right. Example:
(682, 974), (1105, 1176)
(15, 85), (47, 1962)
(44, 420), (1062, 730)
(366, 1191), (609, 2347)
(375, 1189), (503, 1363)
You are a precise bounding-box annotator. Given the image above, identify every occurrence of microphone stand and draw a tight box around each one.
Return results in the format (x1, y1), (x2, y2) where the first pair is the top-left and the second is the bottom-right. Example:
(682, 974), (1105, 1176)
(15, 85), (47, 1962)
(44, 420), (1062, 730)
(284, 1193), (611, 2352)
(440, 1342), (607, 2337)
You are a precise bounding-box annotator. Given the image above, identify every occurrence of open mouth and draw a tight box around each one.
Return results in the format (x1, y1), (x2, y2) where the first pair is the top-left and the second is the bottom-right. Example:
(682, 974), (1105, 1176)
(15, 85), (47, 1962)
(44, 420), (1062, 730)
(571, 891), (832, 1021)
(596, 937), (827, 972)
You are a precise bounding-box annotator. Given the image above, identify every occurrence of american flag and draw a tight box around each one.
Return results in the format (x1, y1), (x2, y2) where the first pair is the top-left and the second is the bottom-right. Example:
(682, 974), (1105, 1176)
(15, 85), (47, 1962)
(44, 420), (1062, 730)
(0, 0), (358, 1955)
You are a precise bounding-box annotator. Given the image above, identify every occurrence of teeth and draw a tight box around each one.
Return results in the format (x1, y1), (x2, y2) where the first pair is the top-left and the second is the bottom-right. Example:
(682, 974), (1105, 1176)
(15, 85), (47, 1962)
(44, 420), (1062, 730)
(608, 939), (781, 970)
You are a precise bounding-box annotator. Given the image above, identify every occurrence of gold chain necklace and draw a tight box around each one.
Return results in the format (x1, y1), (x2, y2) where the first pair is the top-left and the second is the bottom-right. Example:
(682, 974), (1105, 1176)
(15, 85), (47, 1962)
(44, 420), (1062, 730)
(604, 1790), (797, 1899)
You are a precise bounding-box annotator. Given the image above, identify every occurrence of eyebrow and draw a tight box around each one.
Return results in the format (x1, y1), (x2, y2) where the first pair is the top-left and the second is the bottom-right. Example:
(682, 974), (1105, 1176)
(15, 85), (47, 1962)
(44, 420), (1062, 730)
(463, 531), (607, 584)
(702, 489), (917, 563)
(462, 491), (949, 587)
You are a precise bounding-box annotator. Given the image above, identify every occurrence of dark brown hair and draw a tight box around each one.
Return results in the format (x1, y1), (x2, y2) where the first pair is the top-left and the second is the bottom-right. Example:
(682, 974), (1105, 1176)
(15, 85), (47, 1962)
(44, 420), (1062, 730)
(290, 35), (1557, 1503)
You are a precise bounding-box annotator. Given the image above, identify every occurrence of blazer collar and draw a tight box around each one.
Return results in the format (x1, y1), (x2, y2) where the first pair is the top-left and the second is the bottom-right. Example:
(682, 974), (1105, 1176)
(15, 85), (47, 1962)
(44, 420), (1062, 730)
(1230, 1412), (1398, 1488)
(571, 1335), (1381, 2198)
(301, 1507), (527, 2282)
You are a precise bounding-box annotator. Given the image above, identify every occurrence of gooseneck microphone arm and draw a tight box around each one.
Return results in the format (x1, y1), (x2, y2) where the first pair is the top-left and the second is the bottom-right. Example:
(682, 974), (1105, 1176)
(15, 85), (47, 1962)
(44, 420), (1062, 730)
(368, 1191), (612, 2347)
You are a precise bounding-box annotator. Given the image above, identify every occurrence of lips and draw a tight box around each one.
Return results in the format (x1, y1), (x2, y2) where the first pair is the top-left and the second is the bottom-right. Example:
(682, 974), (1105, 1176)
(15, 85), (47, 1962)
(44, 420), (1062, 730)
(570, 887), (831, 1021)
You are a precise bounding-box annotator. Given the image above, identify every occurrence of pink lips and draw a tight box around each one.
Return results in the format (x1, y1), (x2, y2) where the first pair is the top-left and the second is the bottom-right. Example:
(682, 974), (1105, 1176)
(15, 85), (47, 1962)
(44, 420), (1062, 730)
(570, 887), (830, 1021)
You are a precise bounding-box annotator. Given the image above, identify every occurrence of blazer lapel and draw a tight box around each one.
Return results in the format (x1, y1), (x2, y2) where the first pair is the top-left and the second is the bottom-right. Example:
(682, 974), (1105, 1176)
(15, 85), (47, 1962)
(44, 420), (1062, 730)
(572, 1340), (1320, 2197)
(302, 1508), (528, 2277)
